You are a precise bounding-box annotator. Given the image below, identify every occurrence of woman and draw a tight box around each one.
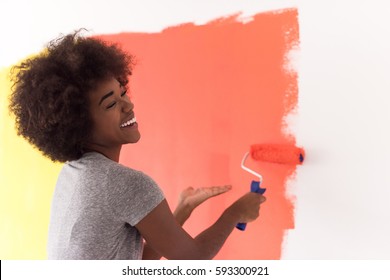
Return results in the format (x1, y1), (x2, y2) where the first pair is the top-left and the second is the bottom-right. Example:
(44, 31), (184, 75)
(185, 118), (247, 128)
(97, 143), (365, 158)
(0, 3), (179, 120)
(9, 31), (266, 259)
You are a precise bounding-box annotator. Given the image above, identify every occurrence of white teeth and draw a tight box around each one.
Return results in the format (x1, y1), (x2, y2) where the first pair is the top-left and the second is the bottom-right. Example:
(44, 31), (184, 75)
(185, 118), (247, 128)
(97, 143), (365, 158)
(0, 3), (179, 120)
(120, 117), (136, 128)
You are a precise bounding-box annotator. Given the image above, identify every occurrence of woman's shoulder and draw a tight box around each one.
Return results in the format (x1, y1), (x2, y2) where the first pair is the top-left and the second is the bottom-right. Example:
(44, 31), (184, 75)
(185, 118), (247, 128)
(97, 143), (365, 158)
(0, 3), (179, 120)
(64, 151), (159, 189)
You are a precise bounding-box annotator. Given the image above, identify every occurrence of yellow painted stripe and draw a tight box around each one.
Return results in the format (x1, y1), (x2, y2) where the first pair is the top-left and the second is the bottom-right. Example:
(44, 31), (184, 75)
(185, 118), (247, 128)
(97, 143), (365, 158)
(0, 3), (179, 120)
(0, 64), (62, 259)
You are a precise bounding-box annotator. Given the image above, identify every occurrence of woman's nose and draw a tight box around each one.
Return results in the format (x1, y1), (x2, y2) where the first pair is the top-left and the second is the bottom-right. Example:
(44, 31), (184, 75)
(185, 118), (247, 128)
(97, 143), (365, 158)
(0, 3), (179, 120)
(122, 99), (134, 112)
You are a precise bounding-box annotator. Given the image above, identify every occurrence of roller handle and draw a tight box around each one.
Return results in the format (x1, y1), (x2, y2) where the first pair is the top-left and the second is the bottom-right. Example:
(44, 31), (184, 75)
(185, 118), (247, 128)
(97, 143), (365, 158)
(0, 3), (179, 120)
(236, 180), (266, 231)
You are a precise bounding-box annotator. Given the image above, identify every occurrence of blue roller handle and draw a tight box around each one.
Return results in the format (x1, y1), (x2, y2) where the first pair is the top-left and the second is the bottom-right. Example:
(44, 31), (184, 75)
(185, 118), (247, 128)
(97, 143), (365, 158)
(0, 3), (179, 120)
(236, 180), (266, 231)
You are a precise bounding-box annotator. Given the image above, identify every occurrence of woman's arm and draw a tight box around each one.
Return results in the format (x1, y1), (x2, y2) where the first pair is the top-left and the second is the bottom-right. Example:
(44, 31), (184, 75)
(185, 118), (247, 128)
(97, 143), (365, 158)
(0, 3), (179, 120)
(142, 185), (232, 259)
(138, 192), (265, 260)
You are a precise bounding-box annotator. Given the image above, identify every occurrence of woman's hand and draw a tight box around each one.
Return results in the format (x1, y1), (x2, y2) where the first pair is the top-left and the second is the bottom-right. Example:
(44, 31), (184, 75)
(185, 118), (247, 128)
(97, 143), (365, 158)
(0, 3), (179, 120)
(179, 185), (232, 209)
(173, 185), (232, 225)
(225, 192), (266, 224)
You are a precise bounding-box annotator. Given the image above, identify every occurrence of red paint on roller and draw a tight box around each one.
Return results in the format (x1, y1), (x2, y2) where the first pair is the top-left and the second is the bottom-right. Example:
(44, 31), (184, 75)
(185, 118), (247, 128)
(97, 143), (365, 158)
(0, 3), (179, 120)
(251, 144), (305, 165)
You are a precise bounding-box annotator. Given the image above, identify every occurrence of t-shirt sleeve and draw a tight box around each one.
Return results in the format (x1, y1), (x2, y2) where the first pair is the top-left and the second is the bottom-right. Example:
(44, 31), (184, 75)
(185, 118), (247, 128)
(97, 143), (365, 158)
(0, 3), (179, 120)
(107, 165), (165, 226)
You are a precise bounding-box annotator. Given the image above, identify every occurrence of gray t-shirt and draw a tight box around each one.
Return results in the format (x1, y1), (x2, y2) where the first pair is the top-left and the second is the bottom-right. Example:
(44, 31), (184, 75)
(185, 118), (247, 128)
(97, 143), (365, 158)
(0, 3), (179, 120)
(47, 152), (164, 259)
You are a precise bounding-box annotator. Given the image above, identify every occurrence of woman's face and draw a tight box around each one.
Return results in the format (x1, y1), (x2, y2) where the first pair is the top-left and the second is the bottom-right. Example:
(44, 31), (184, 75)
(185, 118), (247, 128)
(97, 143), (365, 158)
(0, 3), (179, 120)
(86, 77), (140, 160)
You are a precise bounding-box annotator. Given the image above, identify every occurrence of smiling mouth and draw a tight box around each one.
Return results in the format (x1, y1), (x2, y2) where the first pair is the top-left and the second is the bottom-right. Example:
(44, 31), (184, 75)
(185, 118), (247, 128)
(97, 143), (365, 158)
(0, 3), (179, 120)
(120, 117), (137, 128)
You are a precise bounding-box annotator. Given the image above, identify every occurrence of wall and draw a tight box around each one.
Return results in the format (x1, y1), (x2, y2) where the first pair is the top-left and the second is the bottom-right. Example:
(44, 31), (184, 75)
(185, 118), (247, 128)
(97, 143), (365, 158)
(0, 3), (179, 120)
(1, 0), (389, 259)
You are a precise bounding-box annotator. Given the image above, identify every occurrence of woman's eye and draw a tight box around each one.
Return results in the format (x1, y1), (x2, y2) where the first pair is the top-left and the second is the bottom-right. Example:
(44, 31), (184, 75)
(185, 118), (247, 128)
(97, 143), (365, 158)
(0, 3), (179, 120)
(121, 90), (127, 97)
(106, 90), (127, 109)
(106, 102), (116, 109)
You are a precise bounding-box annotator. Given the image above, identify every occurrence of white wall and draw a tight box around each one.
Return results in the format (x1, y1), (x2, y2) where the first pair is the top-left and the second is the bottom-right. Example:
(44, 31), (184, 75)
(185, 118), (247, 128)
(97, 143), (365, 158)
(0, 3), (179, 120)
(283, 0), (390, 259)
(1, 0), (389, 259)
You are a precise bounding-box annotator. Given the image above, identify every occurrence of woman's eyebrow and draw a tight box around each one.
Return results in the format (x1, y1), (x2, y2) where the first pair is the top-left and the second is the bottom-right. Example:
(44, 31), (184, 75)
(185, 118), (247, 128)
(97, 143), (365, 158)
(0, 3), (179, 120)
(98, 91), (114, 105)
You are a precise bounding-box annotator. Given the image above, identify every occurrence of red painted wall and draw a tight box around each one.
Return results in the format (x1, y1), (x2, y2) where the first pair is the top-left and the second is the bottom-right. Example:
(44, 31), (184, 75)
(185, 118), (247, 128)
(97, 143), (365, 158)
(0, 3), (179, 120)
(97, 9), (300, 259)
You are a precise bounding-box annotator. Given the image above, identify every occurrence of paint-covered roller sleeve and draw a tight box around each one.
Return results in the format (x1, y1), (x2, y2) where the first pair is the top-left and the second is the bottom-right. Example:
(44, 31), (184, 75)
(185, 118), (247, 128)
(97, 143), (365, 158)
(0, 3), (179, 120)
(250, 144), (305, 165)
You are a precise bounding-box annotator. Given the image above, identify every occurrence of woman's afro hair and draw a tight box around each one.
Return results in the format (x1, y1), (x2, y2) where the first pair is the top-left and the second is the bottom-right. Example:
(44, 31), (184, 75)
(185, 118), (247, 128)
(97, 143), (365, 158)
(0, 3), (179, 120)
(9, 30), (135, 162)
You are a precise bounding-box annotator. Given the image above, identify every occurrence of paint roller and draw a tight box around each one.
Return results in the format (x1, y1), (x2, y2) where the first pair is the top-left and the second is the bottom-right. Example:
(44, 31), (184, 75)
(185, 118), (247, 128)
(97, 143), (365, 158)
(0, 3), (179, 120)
(236, 144), (305, 231)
